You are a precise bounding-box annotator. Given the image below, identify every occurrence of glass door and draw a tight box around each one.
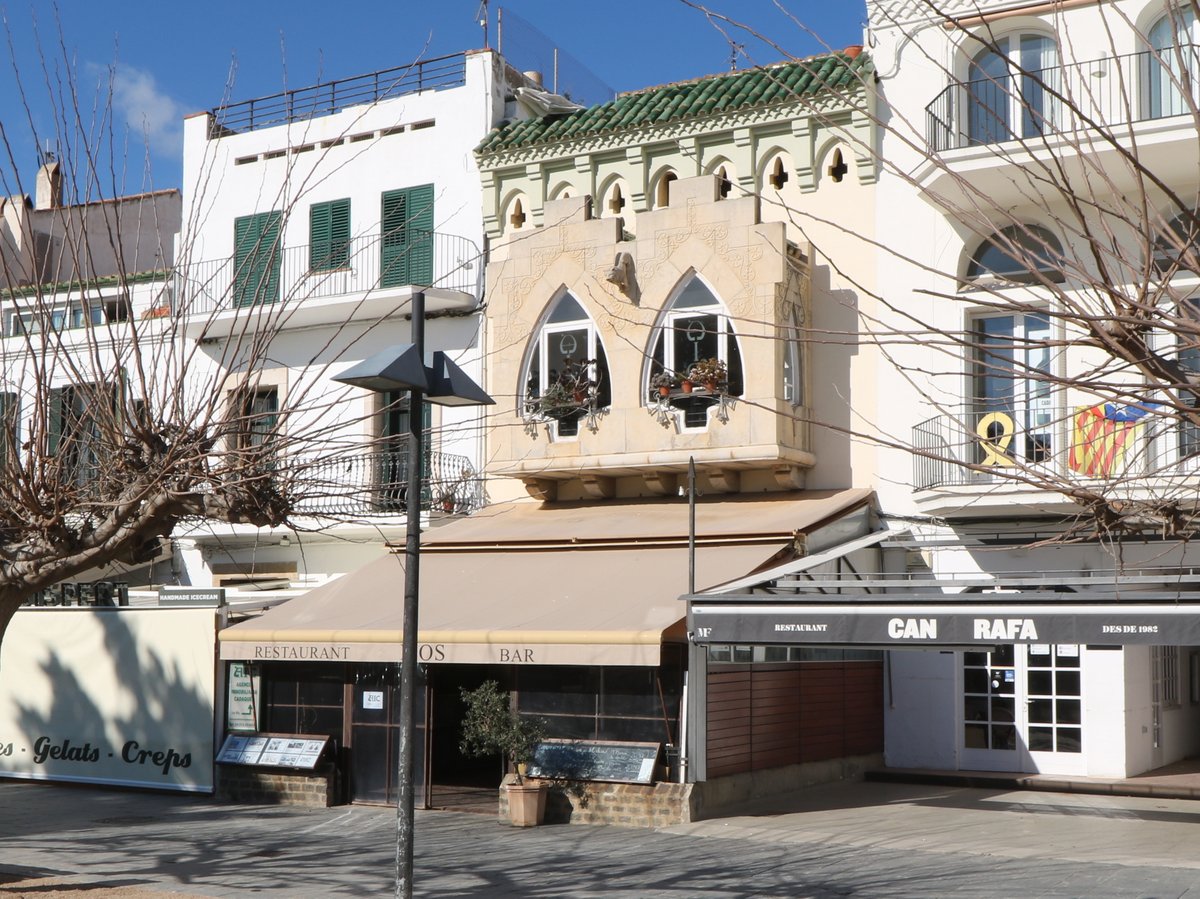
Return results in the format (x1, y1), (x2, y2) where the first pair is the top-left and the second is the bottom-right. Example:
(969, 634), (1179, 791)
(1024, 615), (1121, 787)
(961, 645), (1021, 771)
(1025, 644), (1083, 772)
(960, 644), (1085, 774)
(973, 312), (1053, 468)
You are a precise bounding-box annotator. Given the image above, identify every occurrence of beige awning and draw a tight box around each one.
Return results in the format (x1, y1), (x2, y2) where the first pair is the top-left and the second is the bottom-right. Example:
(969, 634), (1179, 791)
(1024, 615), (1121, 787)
(218, 488), (872, 666)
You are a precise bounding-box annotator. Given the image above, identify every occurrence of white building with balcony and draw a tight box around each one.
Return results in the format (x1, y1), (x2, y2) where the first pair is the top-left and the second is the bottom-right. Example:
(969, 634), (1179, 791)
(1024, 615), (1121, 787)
(856, 0), (1200, 778)
(177, 51), (537, 804)
(176, 51), (525, 595)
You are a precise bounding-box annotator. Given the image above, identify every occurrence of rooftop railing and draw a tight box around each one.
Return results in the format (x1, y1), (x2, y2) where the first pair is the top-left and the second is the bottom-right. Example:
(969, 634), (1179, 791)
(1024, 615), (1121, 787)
(210, 53), (467, 135)
(926, 44), (1200, 152)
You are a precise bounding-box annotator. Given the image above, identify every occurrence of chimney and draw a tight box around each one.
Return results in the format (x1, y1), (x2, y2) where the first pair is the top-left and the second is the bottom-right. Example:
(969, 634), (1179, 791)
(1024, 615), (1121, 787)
(35, 159), (62, 210)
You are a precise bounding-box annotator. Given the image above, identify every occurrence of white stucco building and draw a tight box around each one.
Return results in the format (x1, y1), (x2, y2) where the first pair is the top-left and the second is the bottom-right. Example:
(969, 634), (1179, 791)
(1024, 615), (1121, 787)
(861, 0), (1200, 777)
(175, 51), (530, 595)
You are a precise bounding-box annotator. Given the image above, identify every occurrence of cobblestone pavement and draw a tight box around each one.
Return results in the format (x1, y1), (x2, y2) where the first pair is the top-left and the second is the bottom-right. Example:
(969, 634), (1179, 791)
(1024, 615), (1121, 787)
(3, 780), (1200, 897)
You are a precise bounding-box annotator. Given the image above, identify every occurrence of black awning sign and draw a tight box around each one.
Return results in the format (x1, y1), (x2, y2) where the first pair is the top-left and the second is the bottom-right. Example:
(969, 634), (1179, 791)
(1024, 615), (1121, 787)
(689, 603), (1200, 646)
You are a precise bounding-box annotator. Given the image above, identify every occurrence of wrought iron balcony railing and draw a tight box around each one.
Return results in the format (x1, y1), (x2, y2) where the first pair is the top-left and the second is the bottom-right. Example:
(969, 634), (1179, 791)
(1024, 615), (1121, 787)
(912, 405), (1200, 491)
(173, 230), (480, 318)
(290, 448), (483, 517)
(209, 53), (467, 135)
(926, 44), (1200, 152)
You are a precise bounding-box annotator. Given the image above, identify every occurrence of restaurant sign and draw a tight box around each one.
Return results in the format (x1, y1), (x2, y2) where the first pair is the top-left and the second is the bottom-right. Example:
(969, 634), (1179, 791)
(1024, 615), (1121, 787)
(689, 602), (1200, 646)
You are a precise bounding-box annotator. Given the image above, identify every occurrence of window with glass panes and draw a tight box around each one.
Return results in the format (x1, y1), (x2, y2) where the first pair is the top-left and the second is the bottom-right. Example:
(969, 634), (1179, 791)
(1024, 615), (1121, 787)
(646, 276), (744, 428)
(375, 390), (431, 512)
(261, 662), (346, 744)
(523, 292), (611, 437)
(963, 645), (1017, 751)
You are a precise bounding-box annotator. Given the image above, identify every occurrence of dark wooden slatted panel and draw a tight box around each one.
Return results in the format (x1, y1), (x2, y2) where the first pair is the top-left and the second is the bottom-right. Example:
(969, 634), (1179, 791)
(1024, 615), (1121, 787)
(706, 660), (884, 777)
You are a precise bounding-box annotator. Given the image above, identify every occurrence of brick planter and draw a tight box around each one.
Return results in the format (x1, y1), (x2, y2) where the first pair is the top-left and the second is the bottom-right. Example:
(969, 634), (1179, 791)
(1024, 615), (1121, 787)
(216, 765), (338, 808)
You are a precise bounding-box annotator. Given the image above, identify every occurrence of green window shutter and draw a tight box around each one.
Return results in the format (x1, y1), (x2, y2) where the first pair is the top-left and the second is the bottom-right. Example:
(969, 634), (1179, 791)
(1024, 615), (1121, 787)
(310, 199), (350, 271)
(380, 185), (434, 288)
(234, 212), (282, 307)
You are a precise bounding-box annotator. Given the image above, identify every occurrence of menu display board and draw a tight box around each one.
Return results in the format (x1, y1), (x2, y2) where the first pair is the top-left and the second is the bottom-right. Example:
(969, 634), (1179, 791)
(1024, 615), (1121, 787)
(526, 740), (661, 784)
(216, 733), (329, 770)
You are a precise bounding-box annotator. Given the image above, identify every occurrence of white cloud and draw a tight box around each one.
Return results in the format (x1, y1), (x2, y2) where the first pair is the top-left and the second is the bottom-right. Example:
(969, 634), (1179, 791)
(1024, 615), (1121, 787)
(108, 64), (185, 161)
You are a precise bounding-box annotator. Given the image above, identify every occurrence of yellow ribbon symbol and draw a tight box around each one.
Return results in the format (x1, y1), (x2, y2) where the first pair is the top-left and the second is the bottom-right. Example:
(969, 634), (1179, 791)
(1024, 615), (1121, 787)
(976, 412), (1015, 466)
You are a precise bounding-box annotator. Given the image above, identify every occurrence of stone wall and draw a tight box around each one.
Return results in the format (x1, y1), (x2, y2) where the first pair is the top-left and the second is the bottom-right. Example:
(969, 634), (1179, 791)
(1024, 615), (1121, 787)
(497, 754), (878, 827)
(216, 766), (337, 808)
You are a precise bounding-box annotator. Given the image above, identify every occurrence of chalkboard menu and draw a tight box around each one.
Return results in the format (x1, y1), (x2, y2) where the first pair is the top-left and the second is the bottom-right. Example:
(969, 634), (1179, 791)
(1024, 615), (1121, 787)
(526, 739), (661, 784)
(216, 733), (329, 770)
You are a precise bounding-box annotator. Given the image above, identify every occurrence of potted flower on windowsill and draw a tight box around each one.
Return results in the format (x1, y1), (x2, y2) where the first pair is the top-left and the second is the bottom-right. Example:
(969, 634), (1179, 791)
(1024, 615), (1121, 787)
(527, 381), (577, 419)
(459, 681), (548, 826)
(650, 370), (678, 398)
(687, 357), (728, 393)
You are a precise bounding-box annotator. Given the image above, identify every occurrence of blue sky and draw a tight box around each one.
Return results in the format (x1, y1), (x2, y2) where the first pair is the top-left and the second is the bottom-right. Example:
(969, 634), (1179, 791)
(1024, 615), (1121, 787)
(0, 1), (865, 194)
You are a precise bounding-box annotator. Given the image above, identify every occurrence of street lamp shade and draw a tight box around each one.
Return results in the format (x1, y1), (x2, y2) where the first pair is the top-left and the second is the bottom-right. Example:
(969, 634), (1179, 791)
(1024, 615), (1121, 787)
(333, 344), (430, 393)
(426, 351), (495, 407)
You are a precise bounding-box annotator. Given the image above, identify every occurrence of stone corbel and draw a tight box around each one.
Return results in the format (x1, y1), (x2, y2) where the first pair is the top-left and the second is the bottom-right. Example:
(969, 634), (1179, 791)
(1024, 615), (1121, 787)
(706, 469), (741, 494)
(524, 478), (558, 502)
(772, 465), (806, 491)
(641, 472), (678, 496)
(580, 475), (616, 499)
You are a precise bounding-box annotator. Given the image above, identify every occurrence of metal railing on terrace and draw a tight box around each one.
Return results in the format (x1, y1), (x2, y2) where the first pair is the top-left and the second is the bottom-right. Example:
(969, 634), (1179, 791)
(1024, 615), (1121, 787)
(174, 230), (480, 318)
(912, 406), (1200, 491)
(210, 53), (467, 135)
(290, 448), (483, 518)
(926, 44), (1200, 152)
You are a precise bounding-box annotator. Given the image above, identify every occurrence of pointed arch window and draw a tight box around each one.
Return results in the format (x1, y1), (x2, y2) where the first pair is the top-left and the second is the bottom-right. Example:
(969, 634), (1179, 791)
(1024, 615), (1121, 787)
(523, 292), (611, 437)
(646, 276), (744, 428)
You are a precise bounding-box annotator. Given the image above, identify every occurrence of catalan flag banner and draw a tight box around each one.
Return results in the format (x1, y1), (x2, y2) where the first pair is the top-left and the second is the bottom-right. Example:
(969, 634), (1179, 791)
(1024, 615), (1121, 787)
(1067, 404), (1148, 477)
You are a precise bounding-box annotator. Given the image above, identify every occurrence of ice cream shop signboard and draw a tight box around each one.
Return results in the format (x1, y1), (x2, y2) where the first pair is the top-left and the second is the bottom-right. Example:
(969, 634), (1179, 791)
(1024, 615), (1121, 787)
(0, 605), (217, 792)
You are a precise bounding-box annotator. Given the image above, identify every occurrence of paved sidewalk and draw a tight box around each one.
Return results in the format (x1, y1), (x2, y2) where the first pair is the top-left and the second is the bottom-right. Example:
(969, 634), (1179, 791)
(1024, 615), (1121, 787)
(3, 779), (1200, 896)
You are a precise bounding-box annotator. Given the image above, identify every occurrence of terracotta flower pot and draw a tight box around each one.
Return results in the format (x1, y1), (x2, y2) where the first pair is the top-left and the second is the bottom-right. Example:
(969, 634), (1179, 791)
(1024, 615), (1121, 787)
(505, 781), (547, 827)
(844, 45), (863, 59)
(680, 380), (694, 394)
(657, 386), (671, 398)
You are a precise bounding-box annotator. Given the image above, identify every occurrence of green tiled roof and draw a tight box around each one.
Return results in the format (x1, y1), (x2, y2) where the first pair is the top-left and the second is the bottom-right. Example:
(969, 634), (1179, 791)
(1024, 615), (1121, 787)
(477, 52), (871, 156)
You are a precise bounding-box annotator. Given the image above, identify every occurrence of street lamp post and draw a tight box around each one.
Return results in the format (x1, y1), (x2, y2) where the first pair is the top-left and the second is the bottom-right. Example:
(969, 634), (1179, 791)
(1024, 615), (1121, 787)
(334, 291), (492, 898)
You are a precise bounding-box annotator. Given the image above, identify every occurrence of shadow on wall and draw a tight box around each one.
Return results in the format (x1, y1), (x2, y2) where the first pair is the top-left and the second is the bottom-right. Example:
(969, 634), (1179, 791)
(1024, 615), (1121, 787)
(808, 261), (859, 488)
(8, 606), (216, 795)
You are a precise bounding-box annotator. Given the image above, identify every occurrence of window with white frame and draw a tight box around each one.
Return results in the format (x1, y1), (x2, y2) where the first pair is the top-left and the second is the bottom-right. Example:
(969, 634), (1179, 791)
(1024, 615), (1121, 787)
(966, 33), (1059, 145)
(782, 301), (803, 407)
(522, 292), (611, 438)
(966, 225), (1065, 285)
(971, 311), (1053, 465)
(1176, 300), (1200, 457)
(646, 275), (744, 428)
(1146, 7), (1200, 120)
(1153, 209), (1200, 277)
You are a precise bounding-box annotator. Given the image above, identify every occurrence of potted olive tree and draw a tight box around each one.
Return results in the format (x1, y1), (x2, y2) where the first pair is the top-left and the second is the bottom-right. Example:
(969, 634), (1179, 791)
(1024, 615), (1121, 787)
(459, 681), (548, 826)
